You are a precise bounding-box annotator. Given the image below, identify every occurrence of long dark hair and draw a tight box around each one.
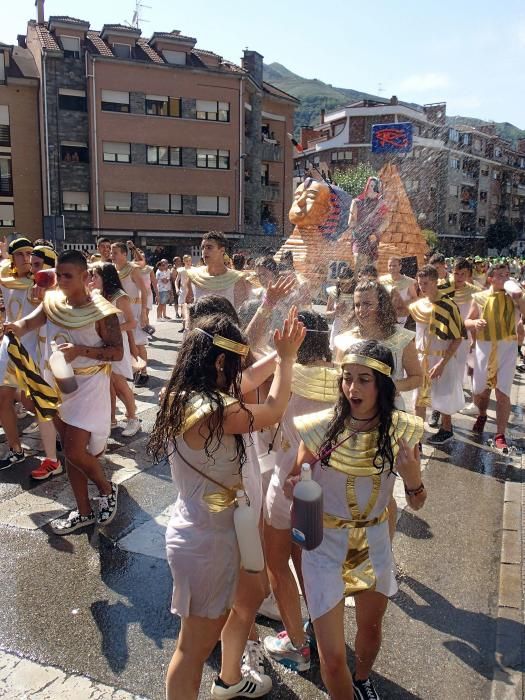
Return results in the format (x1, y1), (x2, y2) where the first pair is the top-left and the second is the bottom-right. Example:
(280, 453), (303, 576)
(147, 314), (252, 469)
(297, 310), (331, 364)
(354, 280), (397, 337)
(93, 262), (125, 299)
(319, 340), (396, 473)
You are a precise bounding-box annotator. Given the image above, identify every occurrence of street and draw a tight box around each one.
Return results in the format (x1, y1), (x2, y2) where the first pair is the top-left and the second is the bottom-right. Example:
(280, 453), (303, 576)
(0, 312), (523, 700)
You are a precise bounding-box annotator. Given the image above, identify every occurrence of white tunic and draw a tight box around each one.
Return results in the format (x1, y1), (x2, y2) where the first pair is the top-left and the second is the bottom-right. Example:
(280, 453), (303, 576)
(119, 268), (148, 346)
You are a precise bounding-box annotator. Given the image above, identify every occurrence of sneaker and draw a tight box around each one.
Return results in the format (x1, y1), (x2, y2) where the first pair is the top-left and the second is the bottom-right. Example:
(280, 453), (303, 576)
(50, 509), (95, 535)
(134, 374), (149, 387)
(121, 417), (141, 437)
(428, 410), (441, 428)
(31, 458), (63, 480)
(142, 324), (156, 336)
(14, 402), (27, 419)
(211, 669), (272, 698)
(257, 592), (282, 621)
(263, 631), (311, 672)
(353, 675), (381, 700)
(472, 414), (488, 434)
(516, 364), (525, 374)
(460, 402), (478, 415)
(242, 640), (265, 676)
(427, 429), (454, 446)
(0, 449), (26, 471)
(494, 433), (509, 452)
(304, 619), (317, 652)
(94, 482), (119, 525)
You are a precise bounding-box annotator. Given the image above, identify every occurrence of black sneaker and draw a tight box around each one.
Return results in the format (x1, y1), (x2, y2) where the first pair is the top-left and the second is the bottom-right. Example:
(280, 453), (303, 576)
(353, 675), (380, 700)
(134, 374), (149, 387)
(95, 482), (119, 525)
(427, 428), (454, 445)
(50, 509), (96, 535)
(428, 410), (441, 428)
(0, 449), (26, 471)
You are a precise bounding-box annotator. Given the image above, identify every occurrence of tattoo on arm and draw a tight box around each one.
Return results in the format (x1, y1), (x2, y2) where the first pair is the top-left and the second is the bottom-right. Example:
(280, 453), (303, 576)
(84, 314), (123, 361)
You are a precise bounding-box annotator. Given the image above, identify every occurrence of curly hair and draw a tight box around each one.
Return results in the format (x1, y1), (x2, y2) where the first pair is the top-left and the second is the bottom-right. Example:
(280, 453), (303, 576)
(296, 310), (331, 364)
(147, 314), (252, 469)
(319, 340), (396, 473)
(92, 262), (125, 299)
(353, 280), (397, 337)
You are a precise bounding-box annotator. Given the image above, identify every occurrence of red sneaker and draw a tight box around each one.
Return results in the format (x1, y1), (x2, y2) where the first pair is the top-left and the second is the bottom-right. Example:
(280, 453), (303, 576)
(31, 458), (63, 480)
(472, 415), (487, 434)
(494, 434), (508, 451)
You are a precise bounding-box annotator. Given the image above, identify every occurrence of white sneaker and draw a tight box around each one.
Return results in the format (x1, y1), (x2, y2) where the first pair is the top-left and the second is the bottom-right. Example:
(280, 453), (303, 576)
(121, 417), (141, 437)
(15, 402), (27, 419)
(460, 402), (478, 415)
(257, 591), (282, 621)
(211, 669), (272, 698)
(242, 640), (265, 676)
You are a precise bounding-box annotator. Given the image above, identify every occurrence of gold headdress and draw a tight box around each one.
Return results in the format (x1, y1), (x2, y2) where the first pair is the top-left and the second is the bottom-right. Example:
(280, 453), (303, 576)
(341, 353), (392, 377)
(196, 328), (249, 357)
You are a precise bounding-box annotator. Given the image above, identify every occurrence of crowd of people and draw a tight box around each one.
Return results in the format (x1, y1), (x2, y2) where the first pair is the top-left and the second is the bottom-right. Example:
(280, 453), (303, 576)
(0, 229), (523, 699)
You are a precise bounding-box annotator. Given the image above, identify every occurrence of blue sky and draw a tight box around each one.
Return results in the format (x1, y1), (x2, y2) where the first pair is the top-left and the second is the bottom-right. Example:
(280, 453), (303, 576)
(3, 0), (524, 128)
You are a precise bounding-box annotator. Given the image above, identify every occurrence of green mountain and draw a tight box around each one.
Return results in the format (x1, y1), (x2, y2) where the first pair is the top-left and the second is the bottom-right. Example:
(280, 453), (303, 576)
(263, 62), (525, 146)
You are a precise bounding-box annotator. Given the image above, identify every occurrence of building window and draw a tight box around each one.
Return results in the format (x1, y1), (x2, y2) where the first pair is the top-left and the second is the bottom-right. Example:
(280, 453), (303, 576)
(0, 53), (5, 84)
(448, 213), (458, 225)
(448, 128), (459, 143)
(104, 192), (131, 212)
(461, 133), (472, 146)
(0, 105), (9, 146)
(147, 193), (182, 213)
(196, 149), (230, 169)
(196, 100), (230, 122)
(145, 95), (181, 117)
(63, 191), (89, 211)
(493, 170), (500, 180)
(101, 90), (130, 113)
(112, 43), (132, 59)
(261, 163), (269, 186)
(479, 191), (488, 202)
(163, 50), (186, 65)
(61, 142), (89, 163)
(0, 203), (14, 226)
(60, 36), (81, 58)
(406, 179), (420, 192)
(331, 151), (352, 162)
(494, 147), (502, 158)
(450, 158), (460, 170)
(103, 142), (131, 163)
(58, 89), (87, 111)
(478, 217), (486, 227)
(473, 138), (482, 152)
(449, 185), (459, 197)
(146, 145), (181, 166)
(0, 157), (13, 195)
(480, 166), (489, 177)
(196, 195), (229, 215)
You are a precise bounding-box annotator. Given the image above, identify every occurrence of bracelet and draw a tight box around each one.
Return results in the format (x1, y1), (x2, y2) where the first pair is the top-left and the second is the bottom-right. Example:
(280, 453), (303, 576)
(404, 482), (425, 496)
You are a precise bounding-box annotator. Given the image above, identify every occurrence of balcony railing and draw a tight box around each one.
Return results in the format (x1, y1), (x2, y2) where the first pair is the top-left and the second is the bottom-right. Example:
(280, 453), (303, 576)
(0, 176), (12, 196)
(261, 141), (282, 162)
(262, 182), (281, 202)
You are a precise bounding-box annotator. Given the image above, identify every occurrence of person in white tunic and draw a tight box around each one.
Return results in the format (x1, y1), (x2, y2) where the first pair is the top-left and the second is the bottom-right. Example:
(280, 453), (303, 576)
(0, 237), (39, 470)
(290, 340), (426, 700)
(90, 263), (140, 437)
(147, 311), (305, 700)
(6, 251), (123, 535)
(379, 256), (417, 325)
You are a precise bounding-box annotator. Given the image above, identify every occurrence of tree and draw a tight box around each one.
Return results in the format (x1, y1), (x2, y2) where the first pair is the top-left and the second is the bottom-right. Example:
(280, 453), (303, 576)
(421, 228), (438, 249)
(333, 163), (378, 197)
(486, 218), (518, 253)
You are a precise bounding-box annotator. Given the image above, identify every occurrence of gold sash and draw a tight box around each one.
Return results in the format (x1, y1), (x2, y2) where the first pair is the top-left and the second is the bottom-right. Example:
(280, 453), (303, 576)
(379, 273), (414, 292)
(187, 267), (242, 291)
(177, 391), (239, 435)
(43, 290), (119, 329)
(73, 363), (111, 377)
(473, 289), (516, 341)
(117, 263), (138, 281)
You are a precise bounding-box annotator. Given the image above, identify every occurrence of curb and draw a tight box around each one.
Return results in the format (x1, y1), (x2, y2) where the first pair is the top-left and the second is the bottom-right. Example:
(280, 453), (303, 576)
(490, 455), (524, 700)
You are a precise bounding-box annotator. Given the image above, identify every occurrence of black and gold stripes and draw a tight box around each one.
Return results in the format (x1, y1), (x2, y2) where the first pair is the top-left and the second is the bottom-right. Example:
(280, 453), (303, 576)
(5, 332), (59, 421)
(474, 290), (517, 341)
(430, 296), (466, 340)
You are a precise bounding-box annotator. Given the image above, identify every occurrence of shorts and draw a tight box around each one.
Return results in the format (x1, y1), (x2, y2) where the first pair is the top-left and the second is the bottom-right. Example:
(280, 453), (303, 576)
(158, 291), (170, 305)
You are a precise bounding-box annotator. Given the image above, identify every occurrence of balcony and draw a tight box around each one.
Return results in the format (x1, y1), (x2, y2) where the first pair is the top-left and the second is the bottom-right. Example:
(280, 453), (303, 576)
(262, 182), (281, 202)
(0, 176), (12, 196)
(262, 141), (283, 162)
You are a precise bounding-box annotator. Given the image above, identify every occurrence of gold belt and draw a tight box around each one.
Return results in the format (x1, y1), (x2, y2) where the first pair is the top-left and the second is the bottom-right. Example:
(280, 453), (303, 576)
(323, 509), (388, 529)
(73, 363), (111, 377)
(422, 349), (447, 357)
(129, 297), (141, 304)
(203, 482), (243, 513)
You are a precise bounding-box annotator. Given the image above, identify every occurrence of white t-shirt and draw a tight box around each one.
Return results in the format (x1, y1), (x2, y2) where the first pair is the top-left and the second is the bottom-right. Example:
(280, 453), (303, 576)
(156, 269), (171, 293)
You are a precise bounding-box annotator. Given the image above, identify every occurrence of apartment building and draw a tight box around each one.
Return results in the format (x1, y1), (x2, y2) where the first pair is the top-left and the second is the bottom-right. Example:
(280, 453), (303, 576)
(23, 4), (298, 254)
(296, 97), (525, 253)
(0, 42), (42, 238)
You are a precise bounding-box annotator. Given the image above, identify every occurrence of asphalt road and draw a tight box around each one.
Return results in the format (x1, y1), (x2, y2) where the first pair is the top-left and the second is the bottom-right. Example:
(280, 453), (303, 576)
(0, 313), (522, 699)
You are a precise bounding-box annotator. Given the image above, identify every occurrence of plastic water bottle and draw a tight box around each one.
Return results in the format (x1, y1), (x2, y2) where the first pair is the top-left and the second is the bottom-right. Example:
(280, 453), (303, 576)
(291, 464), (324, 550)
(233, 490), (265, 573)
(49, 341), (78, 394)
